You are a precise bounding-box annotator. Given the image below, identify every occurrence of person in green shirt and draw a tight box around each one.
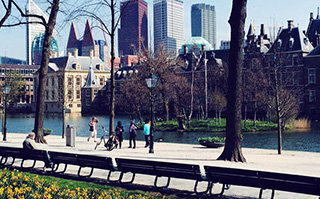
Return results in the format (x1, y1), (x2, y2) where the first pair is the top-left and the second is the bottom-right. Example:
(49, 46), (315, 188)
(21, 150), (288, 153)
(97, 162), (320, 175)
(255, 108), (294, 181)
(143, 119), (150, 148)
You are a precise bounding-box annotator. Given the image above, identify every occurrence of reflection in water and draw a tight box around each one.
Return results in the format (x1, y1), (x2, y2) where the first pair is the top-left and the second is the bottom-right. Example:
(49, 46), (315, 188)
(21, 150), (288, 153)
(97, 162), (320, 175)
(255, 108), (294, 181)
(4, 113), (320, 152)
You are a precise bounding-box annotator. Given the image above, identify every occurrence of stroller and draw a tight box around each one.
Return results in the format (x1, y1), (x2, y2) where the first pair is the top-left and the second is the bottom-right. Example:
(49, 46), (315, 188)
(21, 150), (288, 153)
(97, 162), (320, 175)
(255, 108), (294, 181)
(94, 126), (119, 151)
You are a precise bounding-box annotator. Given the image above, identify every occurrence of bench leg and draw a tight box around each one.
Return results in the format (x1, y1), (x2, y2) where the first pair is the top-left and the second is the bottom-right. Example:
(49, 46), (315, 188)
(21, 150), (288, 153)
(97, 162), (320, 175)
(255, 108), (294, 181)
(194, 180), (210, 194)
(209, 183), (230, 196)
(21, 159), (37, 169)
(0, 157), (8, 166)
(259, 188), (264, 199)
(53, 164), (68, 174)
(154, 176), (171, 189)
(119, 171), (135, 184)
(78, 167), (94, 178)
(271, 189), (275, 199)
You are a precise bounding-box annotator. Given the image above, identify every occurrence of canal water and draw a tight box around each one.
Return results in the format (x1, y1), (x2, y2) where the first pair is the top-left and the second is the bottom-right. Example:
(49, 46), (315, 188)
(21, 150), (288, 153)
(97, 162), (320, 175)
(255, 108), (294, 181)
(4, 113), (320, 153)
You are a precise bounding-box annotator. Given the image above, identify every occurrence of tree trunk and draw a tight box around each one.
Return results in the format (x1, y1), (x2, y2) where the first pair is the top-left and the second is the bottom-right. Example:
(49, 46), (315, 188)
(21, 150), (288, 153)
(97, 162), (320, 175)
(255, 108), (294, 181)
(34, 0), (59, 143)
(244, 104), (247, 129)
(62, 107), (65, 138)
(165, 99), (169, 121)
(109, 0), (115, 135)
(254, 102), (257, 128)
(218, 0), (247, 162)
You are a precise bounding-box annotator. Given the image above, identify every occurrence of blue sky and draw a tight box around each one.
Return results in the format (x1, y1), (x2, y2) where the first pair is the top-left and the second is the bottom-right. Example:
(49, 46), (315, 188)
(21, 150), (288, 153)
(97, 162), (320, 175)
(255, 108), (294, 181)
(0, 0), (319, 60)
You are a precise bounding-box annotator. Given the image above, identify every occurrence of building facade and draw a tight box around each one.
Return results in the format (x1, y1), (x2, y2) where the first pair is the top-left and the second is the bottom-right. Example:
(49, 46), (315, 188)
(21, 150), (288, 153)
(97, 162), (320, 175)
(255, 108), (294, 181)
(26, 0), (57, 65)
(0, 64), (39, 109)
(118, 0), (148, 56)
(33, 51), (110, 113)
(153, 0), (184, 55)
(191, 3), (216, 49)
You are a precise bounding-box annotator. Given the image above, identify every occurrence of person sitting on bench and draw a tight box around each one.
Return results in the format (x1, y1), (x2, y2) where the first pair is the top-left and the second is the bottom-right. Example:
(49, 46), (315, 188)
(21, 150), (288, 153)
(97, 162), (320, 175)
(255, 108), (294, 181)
(22, 132), (53, 168)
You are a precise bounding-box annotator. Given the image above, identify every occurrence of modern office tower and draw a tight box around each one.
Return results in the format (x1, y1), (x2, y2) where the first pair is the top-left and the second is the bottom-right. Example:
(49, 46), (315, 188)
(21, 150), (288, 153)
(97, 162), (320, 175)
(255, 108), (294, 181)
(118, 0), (148, 56)
(26, 0), (57, 65)
(154, 0), (184, 55)
(191, 4), (216, 49)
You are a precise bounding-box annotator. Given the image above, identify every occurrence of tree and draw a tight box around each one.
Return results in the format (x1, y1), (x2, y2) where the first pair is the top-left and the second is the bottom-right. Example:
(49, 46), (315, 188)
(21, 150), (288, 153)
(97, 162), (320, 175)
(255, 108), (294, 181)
(68, 0), (132, 135)
(0, 0), (60, 143)
(0, 0), (12, 28)
(218, 0), (247, 162)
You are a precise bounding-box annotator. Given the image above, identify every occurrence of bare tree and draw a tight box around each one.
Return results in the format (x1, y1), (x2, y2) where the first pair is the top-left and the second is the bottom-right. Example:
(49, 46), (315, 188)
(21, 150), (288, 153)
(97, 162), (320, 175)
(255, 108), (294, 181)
(218, 0), (247, 162)
(0, 0), (60, 143)
(0, 0), (12, 28)
(67, 0), (132, 135)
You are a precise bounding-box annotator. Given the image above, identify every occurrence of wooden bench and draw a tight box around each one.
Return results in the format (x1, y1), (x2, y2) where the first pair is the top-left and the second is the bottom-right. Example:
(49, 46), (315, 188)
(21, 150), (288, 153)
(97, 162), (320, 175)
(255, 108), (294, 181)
(0, 146), (24, 167)
(258, 171), (320, 199)
(116, 158), (209, 193)
(77, 154), (116, 180)
(0, 146), (50, 169)
(48, 151), (116, 180)
(204, 165), (320, 198)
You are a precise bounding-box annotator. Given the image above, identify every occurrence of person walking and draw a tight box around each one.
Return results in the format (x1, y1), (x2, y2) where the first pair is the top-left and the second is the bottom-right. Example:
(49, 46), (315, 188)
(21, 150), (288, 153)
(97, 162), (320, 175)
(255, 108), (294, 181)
(143, 118), (150, 148)
(128, 120), (138, 149)
(115, 121), (124, 149)
(88, 116), (99, 142)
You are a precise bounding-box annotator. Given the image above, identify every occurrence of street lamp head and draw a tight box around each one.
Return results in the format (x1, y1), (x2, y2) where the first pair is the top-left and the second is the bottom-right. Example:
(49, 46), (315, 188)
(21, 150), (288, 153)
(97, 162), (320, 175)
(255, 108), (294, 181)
(145, 73), (159, 89)
(2, 84), (12, 95)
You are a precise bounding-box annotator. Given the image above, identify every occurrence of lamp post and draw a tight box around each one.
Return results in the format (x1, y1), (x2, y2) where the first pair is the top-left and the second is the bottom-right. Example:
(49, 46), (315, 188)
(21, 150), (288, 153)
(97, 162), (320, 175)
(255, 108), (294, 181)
(2, 84), (11, 141)
(145, 73), (159, 153)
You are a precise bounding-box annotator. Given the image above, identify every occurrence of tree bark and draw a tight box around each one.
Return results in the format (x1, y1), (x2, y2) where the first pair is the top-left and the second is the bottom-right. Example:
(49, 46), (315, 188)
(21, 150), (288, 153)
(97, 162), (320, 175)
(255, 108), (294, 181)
(218, 0), (247, 162)
(109, 0), (116, 135)
(34, 0), (60, 143)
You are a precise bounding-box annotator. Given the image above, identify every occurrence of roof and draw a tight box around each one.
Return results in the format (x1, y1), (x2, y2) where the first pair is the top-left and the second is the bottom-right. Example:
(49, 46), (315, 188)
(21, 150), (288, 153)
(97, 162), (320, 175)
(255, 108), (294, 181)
(49, 56), (110, 72)
(0, 64), (40, 70)
(179, 37), (214, 54)
(307, 44), (320, 56)
(67, 22), (78, 49)
(307, 18), (320, 47)
(267, 26), (314, 54)
(82, 19), (95, 47)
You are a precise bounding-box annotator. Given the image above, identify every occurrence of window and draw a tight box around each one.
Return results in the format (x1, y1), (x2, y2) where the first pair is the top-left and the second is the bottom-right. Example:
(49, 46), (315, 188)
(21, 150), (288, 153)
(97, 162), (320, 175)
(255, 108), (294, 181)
(76, 76), (81, 86)
(52, 78), (54, 87)
(69, 104), (73, 108)
(76, 90), (80, 99)
(86, 89), (90, 97)
(46, 78), (49, 86)
(52, 90), (55, 100)
(31, 85), (33, 91)
(68, 77), (72, 86)
(94, 89), (98, 96)
(68, 90), (72, 100)
(308, 68), (316, 84)
(309, 90), (316, 102)
(77, 104), (81, 107)
(26, 85), (30, 91)
(100, 77), (104, 86)
(46, 91), (49, 100)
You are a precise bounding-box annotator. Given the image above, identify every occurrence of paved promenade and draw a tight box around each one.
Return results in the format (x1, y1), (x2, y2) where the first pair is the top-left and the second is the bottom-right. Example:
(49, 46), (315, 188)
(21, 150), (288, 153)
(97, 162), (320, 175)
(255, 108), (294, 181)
(1, 132), (320, 199)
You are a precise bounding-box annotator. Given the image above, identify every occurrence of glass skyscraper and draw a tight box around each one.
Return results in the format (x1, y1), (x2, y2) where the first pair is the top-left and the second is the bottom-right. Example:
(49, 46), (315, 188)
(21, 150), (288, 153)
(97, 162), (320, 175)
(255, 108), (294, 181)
(191, 4), (216, 49)
(153, 0), (184, 55)
(26, 0), (57, 65)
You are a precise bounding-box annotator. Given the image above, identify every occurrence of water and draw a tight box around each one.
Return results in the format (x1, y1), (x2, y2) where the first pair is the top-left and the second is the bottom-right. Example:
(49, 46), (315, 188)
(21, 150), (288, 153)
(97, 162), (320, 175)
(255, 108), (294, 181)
(4, 113), (320, 153)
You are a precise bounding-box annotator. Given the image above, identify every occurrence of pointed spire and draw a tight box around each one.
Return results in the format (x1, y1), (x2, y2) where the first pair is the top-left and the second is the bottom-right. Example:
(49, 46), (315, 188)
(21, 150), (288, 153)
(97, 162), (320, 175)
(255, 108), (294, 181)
(84, 62), (100, 88)
(67, 22), (78, 49)
(247, 24), (253, 36)
(82, 19), (95, 47)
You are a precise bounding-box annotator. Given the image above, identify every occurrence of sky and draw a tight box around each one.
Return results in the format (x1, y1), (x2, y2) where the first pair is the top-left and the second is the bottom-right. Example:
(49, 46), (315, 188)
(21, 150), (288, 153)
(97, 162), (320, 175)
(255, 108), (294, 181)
(0, 0), (319, 61)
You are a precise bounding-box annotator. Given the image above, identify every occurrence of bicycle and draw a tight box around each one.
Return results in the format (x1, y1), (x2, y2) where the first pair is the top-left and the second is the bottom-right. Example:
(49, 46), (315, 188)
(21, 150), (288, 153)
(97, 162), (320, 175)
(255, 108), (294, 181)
(94, 126), (119, 151)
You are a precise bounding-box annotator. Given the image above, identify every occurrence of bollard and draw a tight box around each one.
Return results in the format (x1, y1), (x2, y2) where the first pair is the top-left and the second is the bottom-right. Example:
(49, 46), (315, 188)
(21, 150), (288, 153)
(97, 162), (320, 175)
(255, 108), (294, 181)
(66, 125), (76, 147)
